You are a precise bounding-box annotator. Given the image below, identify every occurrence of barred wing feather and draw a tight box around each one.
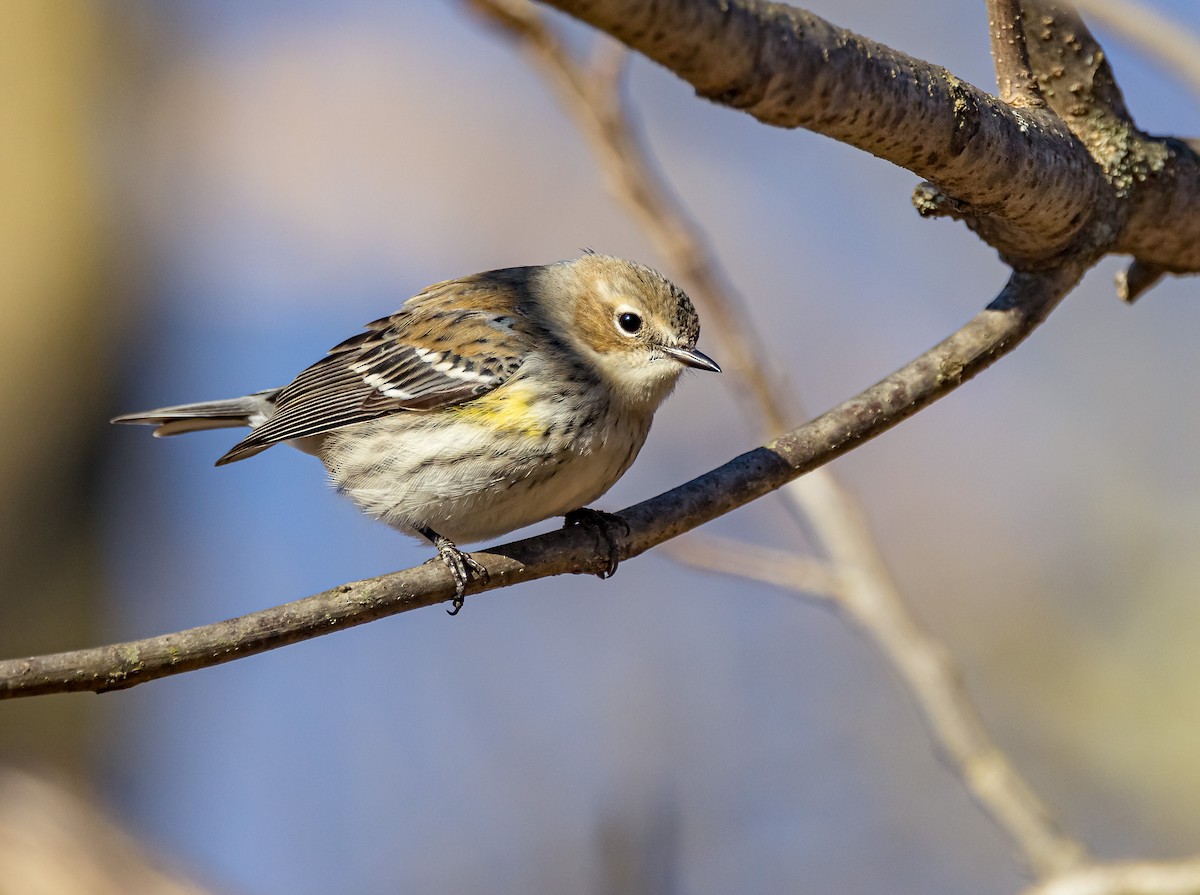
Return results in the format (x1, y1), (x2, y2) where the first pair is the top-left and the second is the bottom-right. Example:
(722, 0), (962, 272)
(217, 288), (528, 466)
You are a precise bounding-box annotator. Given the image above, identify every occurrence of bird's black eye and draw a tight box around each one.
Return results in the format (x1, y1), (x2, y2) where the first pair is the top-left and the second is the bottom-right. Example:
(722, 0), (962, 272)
(617, 312), (643, 334)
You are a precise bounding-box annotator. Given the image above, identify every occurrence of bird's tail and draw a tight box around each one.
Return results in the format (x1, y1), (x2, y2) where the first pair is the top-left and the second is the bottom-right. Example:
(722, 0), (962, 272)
(111, 389), (280, 439)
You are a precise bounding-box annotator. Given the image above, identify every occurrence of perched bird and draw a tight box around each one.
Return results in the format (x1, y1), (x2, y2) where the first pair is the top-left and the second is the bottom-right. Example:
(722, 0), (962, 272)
(113, 254), (720, 612)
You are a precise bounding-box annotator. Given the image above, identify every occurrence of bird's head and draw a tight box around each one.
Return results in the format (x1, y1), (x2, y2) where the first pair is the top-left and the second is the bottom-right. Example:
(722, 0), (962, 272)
(544, 254), (720, 409)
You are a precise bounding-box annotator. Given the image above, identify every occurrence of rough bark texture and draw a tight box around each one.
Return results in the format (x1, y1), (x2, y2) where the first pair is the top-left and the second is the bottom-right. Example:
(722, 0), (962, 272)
(538, 0), (1200, 273)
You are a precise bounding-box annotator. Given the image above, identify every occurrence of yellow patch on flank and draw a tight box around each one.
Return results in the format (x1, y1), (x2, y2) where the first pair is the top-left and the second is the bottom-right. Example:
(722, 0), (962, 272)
(452, 382), (546, 437)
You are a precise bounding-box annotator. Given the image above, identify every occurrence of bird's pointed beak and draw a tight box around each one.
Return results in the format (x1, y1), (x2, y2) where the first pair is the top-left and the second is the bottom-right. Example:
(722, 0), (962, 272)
(661, 345), (721, 373)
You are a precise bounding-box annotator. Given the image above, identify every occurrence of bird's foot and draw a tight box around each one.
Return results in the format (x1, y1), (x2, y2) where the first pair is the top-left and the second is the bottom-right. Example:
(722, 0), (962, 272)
(421, 528), (489, 615)
(564, 507), (630, 579)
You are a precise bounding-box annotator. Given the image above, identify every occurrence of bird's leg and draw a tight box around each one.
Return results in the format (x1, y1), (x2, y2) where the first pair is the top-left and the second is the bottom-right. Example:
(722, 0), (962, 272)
(563, 508), (630, 579)
(417, 526), (489, 615)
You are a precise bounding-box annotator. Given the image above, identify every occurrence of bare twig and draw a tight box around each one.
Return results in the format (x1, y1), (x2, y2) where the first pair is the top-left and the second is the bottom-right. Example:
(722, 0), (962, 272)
(988, 0), (1046, 107)
(0, 266), (1083, 699)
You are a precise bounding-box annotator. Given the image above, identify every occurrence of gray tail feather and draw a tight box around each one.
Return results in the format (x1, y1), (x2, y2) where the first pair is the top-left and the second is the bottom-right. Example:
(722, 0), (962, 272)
(111, 389), (280, 443)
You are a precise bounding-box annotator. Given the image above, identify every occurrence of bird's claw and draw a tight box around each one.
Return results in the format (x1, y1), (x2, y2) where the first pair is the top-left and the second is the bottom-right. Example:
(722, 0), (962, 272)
(564, 507), (629, 579)
(431, 535), (489, 615)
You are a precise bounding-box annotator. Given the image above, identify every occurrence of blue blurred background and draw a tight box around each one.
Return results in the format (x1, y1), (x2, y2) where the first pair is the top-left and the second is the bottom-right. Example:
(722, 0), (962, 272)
(3, 1), (1200, 892)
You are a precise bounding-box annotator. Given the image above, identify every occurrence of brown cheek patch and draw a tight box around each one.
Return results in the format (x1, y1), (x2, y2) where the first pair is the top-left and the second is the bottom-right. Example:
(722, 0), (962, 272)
(573, 297), (631, 354)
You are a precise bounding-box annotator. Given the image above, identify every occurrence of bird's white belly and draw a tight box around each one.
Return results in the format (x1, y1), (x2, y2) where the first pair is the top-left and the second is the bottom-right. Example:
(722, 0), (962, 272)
(319, 412), (648, 544)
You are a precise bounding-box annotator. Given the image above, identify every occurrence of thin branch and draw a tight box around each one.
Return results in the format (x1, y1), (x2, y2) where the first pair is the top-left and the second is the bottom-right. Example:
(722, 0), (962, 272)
(988, 0), (1046, 107)
(0, 266), (1084, 699)
(1022, 859), (1200, 895)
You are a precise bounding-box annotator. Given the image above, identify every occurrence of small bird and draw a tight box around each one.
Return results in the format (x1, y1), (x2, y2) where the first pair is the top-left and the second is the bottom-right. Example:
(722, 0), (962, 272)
(113, 254), (720, 612)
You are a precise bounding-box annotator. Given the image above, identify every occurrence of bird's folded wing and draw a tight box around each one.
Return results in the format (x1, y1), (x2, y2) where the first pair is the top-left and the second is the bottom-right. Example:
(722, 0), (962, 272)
(217, 275), (532, 464)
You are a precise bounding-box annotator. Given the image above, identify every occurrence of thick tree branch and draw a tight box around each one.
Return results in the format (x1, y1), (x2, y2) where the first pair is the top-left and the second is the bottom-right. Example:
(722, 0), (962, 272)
(1021, 1), (1200, 298)
(534, 0), (1200, 276)
(536, 0), (1102, 265)
(0, 265), (1083, 699)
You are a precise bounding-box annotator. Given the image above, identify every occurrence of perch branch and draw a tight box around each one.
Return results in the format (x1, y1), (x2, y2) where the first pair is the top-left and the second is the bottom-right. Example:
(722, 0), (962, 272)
(0, 265), (1083, 700)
